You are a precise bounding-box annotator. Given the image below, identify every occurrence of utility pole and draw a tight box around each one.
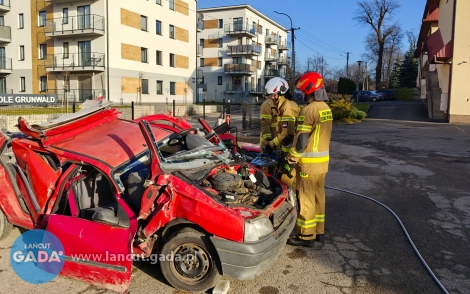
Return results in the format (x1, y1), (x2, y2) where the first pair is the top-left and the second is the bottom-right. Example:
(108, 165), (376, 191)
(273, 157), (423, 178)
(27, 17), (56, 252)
(274, 11), (300, 80)
(365, 62), (368, 90)
(346, 52), (350, 78)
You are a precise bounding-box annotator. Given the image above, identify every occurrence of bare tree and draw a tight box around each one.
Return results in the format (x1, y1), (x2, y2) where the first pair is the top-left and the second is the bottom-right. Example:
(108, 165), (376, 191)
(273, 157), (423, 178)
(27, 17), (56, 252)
(354, 0), (401, 88)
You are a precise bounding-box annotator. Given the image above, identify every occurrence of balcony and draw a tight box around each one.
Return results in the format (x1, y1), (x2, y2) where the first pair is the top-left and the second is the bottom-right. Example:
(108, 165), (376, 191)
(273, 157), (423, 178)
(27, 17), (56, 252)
(265, 35), (278, 45)
(45, 89), (106, 102)
(0, 0), (10, 12)
(44, 53), (105, 72)
(197, 45), (203, 57)
(225, 83), (244, 93)
(0, 89), (13, 95)
(264, 69), (279, 78)
(45, 15), (105, 38)
(224, 24), (256, 37)
(0, 26), (11, 43)
(197, 19), (204, 32)
(0, 58), (12, 74)
(248, 83), (263, 94)
(264, 53), (278, 62)
(196, 83), (207, 91)
(224, 64), (256, 75)
(226, 45), (261, 56)
(278, 41), (291, 50)
(278, 56), (290, 65)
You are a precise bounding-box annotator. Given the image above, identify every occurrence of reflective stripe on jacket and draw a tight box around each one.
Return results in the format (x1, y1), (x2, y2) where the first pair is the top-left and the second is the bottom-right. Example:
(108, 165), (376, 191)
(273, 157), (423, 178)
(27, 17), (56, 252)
(273, 97), (299, 153)
(259, 97), (278, 146)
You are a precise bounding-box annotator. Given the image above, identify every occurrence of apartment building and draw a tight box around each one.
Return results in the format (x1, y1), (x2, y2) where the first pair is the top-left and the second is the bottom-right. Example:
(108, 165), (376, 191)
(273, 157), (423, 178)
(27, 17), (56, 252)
(196, 5), (289, 103)
(415, 0), (470, 123)
(1, 0), (196, 104)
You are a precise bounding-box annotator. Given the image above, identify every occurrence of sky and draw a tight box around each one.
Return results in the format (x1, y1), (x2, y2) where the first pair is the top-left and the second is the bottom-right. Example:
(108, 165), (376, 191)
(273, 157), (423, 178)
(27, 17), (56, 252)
(197, 0), (427, 70)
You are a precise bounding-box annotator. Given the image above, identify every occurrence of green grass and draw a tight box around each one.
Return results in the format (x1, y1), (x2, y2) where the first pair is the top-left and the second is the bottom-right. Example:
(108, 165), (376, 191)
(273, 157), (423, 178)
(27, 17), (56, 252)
(354, 104), (370, 112)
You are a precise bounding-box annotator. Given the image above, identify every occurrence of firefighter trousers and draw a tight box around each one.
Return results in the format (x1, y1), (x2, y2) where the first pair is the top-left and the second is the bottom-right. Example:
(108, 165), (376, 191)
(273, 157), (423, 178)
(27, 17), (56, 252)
(295, 171), (326, 241)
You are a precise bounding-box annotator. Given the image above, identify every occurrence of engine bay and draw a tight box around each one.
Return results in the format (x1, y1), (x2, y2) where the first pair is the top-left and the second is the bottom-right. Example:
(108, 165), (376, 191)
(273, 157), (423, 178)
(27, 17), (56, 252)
(200, 164), (281, 209)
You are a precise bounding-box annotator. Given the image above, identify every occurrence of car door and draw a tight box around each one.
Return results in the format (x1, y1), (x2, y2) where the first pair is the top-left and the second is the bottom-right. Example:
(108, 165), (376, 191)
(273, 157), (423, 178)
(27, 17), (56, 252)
(44, 164), (137, 293)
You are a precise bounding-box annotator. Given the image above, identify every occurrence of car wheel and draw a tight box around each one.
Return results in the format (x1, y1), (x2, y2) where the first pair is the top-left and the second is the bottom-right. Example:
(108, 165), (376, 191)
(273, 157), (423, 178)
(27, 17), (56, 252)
(160, 228), (221, 292)
(372, 97), (377, 102)
(0, 209), (13, 241)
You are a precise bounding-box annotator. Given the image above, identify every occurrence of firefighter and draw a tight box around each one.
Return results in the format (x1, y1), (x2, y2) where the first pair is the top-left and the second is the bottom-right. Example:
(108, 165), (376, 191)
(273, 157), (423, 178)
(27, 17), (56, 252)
(264, 78), (299, 189)
(285, 72), (332, 247)
(259, 90), (278, 151)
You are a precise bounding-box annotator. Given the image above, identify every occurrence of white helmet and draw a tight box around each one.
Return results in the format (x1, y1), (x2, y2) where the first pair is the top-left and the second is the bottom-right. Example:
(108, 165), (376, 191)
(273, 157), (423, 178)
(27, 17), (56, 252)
(265, 77), (289, 96)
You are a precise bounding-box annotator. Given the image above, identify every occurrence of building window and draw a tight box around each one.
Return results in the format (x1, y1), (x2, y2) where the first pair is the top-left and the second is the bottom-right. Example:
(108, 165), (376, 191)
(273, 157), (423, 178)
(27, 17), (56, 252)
(40, 77), (47, 92)
(218, 38), (223, 48)
(141, 79), (149, 94)
(258, 61), (261, 69)
(18, 14), (24, 29)
(169, 25), (174, 39)
(218, 76), (222, 85)
(218, 57), (222, 67)
(63, 42), (69, 58)
(169, 53), (175, 67)
(169, 0), (175, 10)
(141, 16), (147, 31)
(218, 19), (223, 28)
(63, 8), (69, 24)
(156, 80), (163, 94)
(259, 25), (263, 34)
(156, 50), (162, 65)
(170, 82), (175, 95)
(38, 11), (46, 27)
(156, 20), (161, 35)
(19, 46), (25, 61)
(200, 38), (204, 48)
(156, 0), (161, 5)
(141, 47), (148, 63)
(39, 44), (47, 60)
(266, 29), (269, 36)
(0, 16), (3, 26)
(233, 57), (240, 64)
(200, 58), (204, 67)
(20, 77), (26, 92)
(237, 37), (242, 45)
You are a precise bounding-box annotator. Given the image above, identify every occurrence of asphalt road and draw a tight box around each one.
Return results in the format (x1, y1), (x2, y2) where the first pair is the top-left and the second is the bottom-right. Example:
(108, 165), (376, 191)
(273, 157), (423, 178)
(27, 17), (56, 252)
(1, 100), (469, 294)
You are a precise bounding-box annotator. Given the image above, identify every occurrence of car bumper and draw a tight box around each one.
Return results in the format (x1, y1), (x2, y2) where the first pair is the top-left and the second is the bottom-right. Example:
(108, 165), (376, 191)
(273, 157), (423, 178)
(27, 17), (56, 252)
(210, 206), (296, 280)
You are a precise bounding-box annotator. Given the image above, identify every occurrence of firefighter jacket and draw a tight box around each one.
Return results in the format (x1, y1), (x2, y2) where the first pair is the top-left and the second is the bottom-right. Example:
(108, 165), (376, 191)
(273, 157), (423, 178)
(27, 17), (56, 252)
(287, 100), (333, 175)
(259, 97), (278, 146)
(273, 96), (300, 153)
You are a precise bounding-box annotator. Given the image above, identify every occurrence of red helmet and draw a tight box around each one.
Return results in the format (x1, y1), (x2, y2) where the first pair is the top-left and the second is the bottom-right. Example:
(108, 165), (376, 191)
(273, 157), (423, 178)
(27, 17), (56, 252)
(296, 72), (323, 95)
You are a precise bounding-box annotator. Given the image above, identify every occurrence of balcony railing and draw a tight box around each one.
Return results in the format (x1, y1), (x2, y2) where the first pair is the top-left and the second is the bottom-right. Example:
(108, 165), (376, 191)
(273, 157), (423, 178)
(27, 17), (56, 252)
(0, 25), (11, 42)
(197, 19), (204, 31)
(44, 52), (105, 71)
(225, 83), (263, 94)
(278, 56), (290, 65)
(278, 41), (291, 50)
(44, 15), (105, 37)
(264, 69), (279, 77)
(197, 45), (203, 56)
(265, 35), (278, 45)
(45, 89), (106, 102)
(226, 45), (261, 55)
(0, 0), (10, 12)
(0, 58), (12, 72)
(224, 24), (256, 36)
(264, 52), (278, 61)
(224, 64), (256, 74)
(248, 83), (263, 93)
(226, 83), (243, 92)
(196, 83), (207, 91)
(0, 89), (13, 94)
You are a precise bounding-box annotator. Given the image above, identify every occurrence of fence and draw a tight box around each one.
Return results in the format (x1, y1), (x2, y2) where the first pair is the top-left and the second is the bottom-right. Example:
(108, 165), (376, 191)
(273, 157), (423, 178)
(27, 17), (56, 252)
(0, 99), (260, 133)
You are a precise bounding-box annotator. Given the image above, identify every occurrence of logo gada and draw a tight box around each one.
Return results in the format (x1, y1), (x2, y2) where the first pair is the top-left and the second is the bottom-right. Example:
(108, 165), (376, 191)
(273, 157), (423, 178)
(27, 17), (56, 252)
(10, 229), (65, 284)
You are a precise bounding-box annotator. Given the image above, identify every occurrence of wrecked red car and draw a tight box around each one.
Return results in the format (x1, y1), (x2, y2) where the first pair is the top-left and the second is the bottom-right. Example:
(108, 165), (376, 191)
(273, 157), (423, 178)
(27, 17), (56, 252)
(0, 100), (296, 292)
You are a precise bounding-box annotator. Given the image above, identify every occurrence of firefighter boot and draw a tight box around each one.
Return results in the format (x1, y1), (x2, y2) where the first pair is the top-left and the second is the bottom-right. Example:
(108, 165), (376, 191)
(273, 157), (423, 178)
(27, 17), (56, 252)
(287, 235), (314, 248)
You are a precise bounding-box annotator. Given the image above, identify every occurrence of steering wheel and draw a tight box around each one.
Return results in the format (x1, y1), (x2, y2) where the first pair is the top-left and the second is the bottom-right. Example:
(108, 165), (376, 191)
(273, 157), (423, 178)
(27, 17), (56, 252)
(167, 128), (198, 147)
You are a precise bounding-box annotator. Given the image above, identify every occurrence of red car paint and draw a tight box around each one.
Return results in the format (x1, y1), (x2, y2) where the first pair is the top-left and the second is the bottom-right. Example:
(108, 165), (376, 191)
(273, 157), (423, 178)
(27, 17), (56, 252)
(0, 105), (295, 293)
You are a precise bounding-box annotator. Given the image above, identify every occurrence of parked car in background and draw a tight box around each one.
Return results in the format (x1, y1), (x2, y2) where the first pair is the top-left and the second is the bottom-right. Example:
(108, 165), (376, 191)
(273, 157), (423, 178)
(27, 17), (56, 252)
(352, 90), (384, 102)
(376, 89), (395, 100)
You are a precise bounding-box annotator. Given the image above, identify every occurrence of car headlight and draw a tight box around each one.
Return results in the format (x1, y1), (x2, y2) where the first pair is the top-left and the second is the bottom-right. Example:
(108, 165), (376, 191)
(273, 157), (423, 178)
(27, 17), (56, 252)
(287, 187), (296, 208)
(244, 216), (274, 242)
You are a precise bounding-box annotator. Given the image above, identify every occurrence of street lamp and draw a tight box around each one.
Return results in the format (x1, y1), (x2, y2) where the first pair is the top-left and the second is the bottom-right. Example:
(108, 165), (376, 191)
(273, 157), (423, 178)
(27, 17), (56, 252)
(356, 60), (363, 103)
(274, 11), (300, 81)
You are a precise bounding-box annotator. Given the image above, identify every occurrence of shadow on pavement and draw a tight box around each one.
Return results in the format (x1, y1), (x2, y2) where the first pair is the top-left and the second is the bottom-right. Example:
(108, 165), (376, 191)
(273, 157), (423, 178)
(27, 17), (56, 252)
(365, 101), (446, 123)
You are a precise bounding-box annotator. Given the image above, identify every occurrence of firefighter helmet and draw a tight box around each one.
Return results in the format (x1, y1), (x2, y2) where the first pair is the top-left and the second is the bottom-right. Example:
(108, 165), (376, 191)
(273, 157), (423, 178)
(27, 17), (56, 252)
(296, 72), (323, 95)
(265, 77), (289, 96)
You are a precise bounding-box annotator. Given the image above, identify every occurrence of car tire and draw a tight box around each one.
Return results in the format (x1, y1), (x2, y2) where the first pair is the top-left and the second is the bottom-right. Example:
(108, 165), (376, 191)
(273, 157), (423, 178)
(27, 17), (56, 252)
(160, 228), (221, 292)
(372, 97), (377, 102)
(0, 209), (13, 241)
